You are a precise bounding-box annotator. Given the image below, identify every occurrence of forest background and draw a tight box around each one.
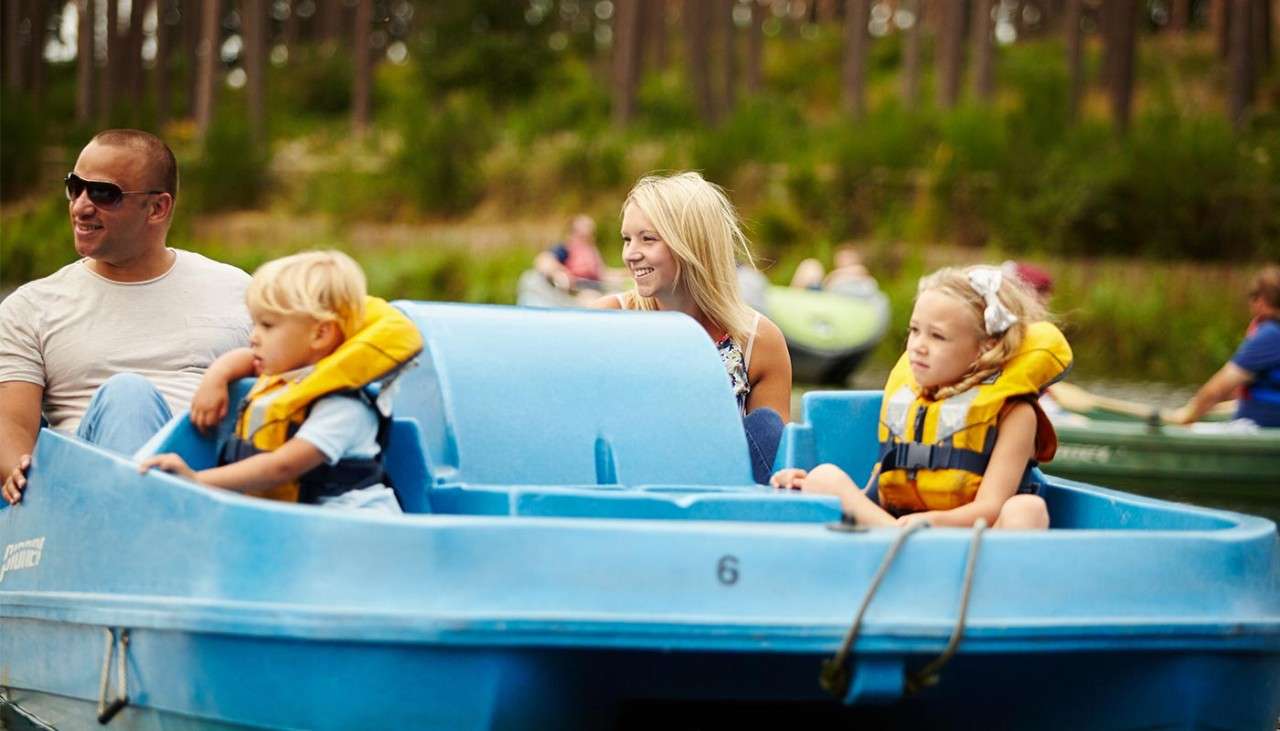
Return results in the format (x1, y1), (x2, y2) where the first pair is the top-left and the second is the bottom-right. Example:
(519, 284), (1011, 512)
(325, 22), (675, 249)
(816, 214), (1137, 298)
(2, 0), (1278, 385)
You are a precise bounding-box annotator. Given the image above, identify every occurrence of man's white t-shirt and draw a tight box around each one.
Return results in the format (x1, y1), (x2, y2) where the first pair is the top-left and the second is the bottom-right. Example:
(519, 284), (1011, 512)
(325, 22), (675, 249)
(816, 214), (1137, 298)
(0, 249), (252, 432)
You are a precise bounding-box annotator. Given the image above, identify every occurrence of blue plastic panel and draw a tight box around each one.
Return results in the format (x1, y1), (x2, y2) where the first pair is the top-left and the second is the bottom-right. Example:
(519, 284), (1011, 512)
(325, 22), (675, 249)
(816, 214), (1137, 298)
(393, 302), (754, 487)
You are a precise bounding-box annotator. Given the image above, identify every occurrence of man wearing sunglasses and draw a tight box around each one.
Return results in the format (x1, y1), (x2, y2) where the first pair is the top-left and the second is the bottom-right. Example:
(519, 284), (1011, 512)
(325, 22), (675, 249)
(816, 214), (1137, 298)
(0, 129), (252, 505)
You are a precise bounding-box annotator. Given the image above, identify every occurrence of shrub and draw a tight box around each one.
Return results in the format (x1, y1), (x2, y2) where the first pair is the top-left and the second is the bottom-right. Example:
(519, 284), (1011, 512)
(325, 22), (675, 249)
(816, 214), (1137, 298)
(397, 92), (494, 215)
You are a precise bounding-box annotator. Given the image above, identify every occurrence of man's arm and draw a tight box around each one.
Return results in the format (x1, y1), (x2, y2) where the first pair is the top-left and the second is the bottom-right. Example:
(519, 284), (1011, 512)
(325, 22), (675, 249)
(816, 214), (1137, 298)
(1, 381), (44, 504)
(1168, 362), (1251, 425)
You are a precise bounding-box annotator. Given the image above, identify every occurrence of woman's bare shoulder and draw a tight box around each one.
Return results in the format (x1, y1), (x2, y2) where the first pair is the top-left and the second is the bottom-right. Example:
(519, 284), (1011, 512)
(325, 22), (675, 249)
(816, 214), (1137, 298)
(590, 294), (623, 310)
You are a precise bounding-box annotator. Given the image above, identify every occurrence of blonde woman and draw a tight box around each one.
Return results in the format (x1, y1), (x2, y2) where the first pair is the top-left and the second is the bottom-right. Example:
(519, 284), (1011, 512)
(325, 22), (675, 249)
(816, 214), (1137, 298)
(593, 172), (792, 483)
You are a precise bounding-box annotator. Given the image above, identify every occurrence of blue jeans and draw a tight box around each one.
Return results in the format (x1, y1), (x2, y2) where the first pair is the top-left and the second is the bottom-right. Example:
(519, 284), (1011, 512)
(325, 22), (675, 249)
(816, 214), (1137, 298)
(74, 373), (173, 457)
(743, 407), (784, 485)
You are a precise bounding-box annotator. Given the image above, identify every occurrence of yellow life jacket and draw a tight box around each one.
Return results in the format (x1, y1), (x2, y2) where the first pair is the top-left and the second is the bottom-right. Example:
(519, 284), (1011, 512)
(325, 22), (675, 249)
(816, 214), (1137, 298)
(220, 296), (424, 503)
(875, 321), (1072, 514)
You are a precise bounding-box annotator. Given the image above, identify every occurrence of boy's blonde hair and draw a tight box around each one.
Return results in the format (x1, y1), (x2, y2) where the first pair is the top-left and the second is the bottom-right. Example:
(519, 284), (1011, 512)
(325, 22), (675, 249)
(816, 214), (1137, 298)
(917, 265), (1048, 400)
(246, 250), (367, 339)
(619, 172), (758, 345)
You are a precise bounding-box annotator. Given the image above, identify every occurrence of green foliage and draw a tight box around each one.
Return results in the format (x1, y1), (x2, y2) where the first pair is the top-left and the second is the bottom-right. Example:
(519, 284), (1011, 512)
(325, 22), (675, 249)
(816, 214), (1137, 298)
(691, 96), (803, 185)
(0, 194), (76, 283)
(0, 89), (44, 201)
(507, 59), (610, 145)
(397, 92), (494, 214)
(270, 46), (355, 119)
(412, 0), (555, 106)
(183, 110), (271, 213)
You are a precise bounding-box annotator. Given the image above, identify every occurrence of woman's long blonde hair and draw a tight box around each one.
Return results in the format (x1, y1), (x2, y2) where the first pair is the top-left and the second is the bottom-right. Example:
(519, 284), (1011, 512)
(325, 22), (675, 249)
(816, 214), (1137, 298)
(618, 172), (758, 345)
(918, 265), (1048, 400)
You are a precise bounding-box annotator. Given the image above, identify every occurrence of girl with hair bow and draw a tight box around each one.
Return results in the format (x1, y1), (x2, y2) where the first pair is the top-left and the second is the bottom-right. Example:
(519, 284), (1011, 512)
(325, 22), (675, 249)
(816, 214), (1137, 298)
(772, 265), (1073, 530)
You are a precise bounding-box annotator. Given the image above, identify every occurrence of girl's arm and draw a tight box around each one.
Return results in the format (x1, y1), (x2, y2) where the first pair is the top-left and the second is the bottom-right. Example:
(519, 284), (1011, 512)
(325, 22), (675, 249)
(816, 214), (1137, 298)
(744, 316), (793, 422)
(910, 401), (1038, 528)
(139, 437), (327, 494)
(191, 347), (258, 432)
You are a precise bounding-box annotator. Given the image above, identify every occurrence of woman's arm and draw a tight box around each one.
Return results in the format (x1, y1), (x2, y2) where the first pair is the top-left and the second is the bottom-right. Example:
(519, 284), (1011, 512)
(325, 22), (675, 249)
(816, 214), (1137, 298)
(912, 401), (1037, 528)
(1168, 362), (1251, 425)
(743, 316), (793, 422)
(140, 437), (328, 494)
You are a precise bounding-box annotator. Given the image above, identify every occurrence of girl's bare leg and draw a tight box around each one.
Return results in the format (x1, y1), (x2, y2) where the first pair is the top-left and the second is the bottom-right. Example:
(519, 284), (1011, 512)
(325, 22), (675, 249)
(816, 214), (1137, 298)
(804, 464), (898, 527)
(993, 494), (1050, 530)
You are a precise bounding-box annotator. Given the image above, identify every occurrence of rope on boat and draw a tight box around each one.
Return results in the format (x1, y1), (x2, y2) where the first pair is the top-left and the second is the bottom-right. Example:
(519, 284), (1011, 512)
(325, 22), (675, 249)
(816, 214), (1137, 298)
(905, 518), (987, 696)
(820, 520), (928, 698)
(820, 518), (988, 701)
(96, 627), (130, 724)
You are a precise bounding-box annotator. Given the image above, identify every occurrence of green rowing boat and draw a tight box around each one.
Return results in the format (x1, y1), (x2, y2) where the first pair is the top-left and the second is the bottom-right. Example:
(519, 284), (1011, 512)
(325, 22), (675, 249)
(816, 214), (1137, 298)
(1044, 418), (1280, 523)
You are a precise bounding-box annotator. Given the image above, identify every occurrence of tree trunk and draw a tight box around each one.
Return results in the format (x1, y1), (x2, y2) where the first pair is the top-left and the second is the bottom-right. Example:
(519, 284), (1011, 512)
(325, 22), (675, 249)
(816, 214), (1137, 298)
(1104, 0), (1138, 134)
(27, 0), (49, 100)
(127, 0), (145, 119)
(156, 0), (171, 128)
(684, 0), (717, 122)
(1229, 0), (1255, 127)
(99, 0), (118, 124)
(901, 0), (922, 108)
(643, 0), (667, 72)
(746, 0), (764, 93)
(1213, 0), (1231, 57)
(194, 0), (219, 138)
(1253, 0), (1271, 69)
(244, 0), (266, 145)
(970, 0), (995, 100)
(612, 0), (641, 125)
(1171, 0), (1191, 32)
(1064, 0), (1083, 120)
(283, 0), (300, 52)
(76, 0), (95, 122)
(319, 0), (339, 44)
(4, 0), (21, 89)
(842, 0), (869, 117)
(935, 0), (966, 108)
(184, 0), (200, 117)
(351, 0), (372, 135)
(721, 0), (737, 113)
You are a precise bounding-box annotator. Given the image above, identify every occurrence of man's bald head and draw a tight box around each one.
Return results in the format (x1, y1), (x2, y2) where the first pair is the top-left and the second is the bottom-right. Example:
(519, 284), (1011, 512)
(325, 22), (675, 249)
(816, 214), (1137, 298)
(88, 129), (178, 202)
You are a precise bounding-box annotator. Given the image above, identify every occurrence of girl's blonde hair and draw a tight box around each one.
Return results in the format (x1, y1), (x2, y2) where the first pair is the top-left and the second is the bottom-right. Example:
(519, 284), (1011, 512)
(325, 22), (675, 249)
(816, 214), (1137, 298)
(618, 172), (758, 345)
(246, 250), (367, 339)
(917, 265), (1048, 400)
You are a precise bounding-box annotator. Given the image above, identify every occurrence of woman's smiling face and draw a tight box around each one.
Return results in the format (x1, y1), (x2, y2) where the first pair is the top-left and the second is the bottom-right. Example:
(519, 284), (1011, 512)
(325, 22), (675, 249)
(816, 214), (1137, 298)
(620, 203), (679, 298)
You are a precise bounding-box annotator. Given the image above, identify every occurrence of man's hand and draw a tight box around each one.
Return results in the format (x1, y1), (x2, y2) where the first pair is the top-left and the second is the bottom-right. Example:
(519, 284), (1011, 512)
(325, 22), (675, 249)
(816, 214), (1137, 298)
(138, 453), (198, 481)
(190, 379), (230, 433)
(2, 454), (31, 505)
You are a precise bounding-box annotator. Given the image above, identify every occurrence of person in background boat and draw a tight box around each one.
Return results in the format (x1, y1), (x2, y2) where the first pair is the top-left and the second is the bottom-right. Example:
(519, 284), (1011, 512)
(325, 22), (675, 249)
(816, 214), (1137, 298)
(1169, 265), (1280, 428)
(789, 244), (875, 295)
(1, 129), (251, 506)
(138, 251), (422, 513)
(592, 172), (792, 484)
(534, 215), (622, 305)
(773, 265), (1072, 529)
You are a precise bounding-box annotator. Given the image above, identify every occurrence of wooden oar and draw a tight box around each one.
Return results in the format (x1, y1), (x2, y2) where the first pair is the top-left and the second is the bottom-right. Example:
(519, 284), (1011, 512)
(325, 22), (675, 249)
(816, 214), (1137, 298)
(1047, 382), (1236, 424)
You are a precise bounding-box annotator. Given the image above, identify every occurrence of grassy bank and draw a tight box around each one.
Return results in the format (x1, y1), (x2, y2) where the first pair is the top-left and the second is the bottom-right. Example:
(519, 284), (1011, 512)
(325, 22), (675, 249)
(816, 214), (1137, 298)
(0, 201), (1253, 386)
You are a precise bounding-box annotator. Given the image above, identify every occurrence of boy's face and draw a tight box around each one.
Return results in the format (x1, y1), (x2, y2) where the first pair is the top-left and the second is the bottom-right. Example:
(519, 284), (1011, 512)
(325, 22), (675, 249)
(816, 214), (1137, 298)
(248, 309), (335, 376)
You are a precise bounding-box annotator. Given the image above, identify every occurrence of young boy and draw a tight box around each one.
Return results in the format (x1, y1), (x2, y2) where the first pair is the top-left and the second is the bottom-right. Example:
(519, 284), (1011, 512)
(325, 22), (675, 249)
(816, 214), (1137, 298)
(139, 250), (421, 513)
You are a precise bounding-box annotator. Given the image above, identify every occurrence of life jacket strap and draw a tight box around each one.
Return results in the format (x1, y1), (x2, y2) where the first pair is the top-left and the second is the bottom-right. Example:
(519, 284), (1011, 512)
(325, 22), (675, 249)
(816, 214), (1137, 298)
(878, 441), (990, 475)
(298, 458), (387, 504)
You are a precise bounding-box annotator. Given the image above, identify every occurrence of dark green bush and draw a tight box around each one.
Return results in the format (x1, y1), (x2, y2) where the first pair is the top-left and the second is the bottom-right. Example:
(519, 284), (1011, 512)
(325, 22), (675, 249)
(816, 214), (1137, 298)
(0, 89), (44, 201)
(398, 92), (494, 214)
(183, 110), (271, 212)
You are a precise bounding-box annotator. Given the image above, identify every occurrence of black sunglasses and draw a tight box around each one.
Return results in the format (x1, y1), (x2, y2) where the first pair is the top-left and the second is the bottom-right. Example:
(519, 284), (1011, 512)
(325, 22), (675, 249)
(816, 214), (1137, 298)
(64, 172), (164, 208)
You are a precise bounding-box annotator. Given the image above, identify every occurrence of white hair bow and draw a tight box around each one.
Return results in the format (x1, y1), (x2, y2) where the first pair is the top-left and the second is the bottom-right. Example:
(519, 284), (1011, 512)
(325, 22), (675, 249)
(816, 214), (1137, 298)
(968, 267), (1018, 336)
